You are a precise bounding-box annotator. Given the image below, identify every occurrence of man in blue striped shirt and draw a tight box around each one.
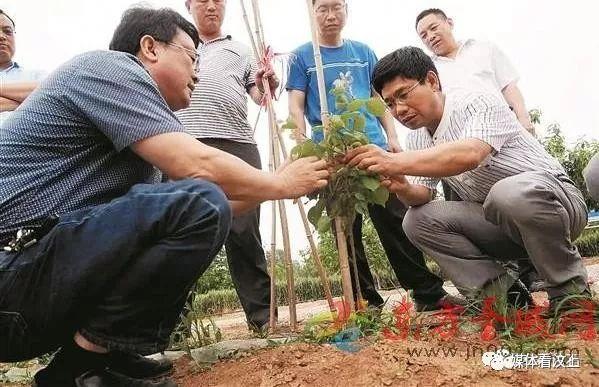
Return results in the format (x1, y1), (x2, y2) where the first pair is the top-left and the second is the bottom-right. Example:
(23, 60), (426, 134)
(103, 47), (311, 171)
(0, 7), (328, 386)
(346, 47), (591, 313)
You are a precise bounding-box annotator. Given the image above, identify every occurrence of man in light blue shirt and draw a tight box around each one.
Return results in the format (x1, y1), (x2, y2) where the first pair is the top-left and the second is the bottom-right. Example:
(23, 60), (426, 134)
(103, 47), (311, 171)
(0, 9), (45, 125)
(287, 0), (458, 312)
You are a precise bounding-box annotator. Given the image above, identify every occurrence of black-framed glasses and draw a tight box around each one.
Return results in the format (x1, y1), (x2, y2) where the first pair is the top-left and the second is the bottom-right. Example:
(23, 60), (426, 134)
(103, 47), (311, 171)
(384, 80), (421, 110)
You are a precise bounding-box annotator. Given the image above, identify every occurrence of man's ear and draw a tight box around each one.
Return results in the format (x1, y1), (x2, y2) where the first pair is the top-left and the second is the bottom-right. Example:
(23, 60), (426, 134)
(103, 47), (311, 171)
(138, 35), (160, 64)
(447, 17), (454, 30)
(426, 70), (441, 92)
(185, 0), (191, 12)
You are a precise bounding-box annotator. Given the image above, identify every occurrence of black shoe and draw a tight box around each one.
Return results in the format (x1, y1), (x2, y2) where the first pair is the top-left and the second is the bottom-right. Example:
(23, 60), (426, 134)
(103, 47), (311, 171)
(414, 294), (468, 313)
(507, 279), (533, 308)
(75, 369), (178, 387)
(107, 351), (173, 379)
(33, 343), (109, 387)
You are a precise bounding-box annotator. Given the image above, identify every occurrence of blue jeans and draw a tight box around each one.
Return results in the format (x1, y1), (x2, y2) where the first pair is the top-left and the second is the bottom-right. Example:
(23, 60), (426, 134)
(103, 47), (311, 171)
(0, 179), (231, 362)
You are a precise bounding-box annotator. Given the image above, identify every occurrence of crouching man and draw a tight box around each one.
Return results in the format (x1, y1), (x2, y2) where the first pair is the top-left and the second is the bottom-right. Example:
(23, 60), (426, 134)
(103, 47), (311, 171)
(345, 46), (590, 312)
(0, 7), (328, 387)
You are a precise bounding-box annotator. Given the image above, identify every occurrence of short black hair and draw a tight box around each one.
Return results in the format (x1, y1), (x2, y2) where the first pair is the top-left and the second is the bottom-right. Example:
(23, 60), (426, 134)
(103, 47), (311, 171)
(312, 0), (346, 6)
(415, 8), (447, 29)
(372, 47), (440, 95)
(109, 7), (200, 55)
(0, 9), (15, 28)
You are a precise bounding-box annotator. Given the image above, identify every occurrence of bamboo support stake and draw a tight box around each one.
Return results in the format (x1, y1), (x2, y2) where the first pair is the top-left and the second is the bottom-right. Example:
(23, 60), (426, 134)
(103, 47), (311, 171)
(248, 0), (297, 329)
(268, 149), (278, 330)
(305, 0), (355, 311)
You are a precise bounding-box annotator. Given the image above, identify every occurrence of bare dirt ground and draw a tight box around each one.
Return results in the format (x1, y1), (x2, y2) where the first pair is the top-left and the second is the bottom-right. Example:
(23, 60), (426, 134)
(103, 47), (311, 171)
(172, 337), (599, 387)
(172, 262), (599, 387)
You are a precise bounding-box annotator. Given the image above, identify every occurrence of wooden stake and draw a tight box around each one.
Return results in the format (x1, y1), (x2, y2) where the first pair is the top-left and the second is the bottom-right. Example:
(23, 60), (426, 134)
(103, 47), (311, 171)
(247, 0), (297, 329)
(305, 0), (355, 311)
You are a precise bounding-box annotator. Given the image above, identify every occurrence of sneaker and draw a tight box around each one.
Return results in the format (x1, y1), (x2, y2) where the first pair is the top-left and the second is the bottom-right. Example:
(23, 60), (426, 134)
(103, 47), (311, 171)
(414, 293), (468, 313)
(75, 368), (178, 387)
(107, 351), (173, 379)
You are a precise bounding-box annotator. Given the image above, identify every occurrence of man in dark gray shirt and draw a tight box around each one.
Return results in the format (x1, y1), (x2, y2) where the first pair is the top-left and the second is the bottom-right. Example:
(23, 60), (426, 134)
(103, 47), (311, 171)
(0, 7), (328, 387)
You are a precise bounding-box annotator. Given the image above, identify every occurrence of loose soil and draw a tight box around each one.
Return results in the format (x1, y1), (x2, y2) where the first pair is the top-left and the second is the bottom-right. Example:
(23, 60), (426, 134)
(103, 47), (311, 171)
(172, 335), (599, 387)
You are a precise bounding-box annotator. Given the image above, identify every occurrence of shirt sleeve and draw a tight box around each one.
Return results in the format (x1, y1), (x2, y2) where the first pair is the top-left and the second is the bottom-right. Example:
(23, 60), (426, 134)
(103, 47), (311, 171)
(489, 42), (519, 90)
(62, 53), (187, 152)
(405, 131), (440, 190)
(286, 50), (308, 92)
(245, 53), (258, 91)
(367, 46), (379, 79)
(461, 93), (521, 153)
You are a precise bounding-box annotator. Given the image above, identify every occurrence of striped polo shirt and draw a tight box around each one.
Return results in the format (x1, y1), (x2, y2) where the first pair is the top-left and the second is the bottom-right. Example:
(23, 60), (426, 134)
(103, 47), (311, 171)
(405, 90), (566, 203)
(176, 35), (257, 144)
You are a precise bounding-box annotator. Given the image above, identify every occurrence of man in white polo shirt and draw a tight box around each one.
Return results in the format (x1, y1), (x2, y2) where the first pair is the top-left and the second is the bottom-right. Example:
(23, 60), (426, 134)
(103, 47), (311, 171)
(345, 47), (591, 314)
(0, 9), (45, 127)
(415, 8), (535, 134)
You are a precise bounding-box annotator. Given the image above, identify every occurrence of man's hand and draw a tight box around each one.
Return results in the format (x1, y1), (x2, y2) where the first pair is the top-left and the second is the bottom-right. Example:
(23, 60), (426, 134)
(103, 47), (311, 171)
(256, 66), (280, 96)
(344, 144), (402, 176)
(380, 175), (410, 194)
(387, 137), (403, 153)
(276, 156), (329, 198)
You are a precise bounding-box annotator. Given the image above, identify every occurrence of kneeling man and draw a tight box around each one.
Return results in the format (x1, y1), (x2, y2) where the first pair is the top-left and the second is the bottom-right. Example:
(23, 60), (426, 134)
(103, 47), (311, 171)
(346, 46), (590, 310)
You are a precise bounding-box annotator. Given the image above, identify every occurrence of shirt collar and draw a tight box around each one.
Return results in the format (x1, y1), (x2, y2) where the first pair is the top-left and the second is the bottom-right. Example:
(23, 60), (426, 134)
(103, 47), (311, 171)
(0, 61), (19, 73)
(199, 35), (232, 45)
(432, 38), (474, 61)
(430, 93), (455, 141)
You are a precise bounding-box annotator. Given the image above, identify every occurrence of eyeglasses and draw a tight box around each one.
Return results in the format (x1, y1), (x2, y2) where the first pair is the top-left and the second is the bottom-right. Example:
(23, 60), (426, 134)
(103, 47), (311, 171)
(384, 81), (421, 110)
(164, 42), (199, 67)
(0, 26), (14, 37)
(315, 3), (346, 16)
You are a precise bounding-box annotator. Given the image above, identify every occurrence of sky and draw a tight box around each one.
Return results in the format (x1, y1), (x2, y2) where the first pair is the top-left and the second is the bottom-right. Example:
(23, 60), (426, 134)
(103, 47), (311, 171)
(2, 0), (598, 257)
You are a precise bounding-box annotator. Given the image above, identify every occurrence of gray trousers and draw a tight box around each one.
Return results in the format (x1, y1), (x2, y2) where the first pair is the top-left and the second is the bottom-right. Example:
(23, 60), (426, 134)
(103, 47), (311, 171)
(584, 152), (599, 201)
(403, 171), (588, 299)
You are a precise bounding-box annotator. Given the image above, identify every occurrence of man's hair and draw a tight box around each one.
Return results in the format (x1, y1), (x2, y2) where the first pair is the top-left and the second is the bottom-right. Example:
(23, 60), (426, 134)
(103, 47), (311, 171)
(109, 7), (200, 55)
(372, 47), (440, 95)
(415, 8), (447, 29)
(312, 0), (346, 6)
(0, 9), (16, 28)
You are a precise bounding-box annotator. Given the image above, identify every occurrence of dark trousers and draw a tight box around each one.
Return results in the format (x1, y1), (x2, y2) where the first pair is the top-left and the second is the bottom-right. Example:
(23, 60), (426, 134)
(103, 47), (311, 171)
(200, 138), (271, 328)
(333, 195), (446, 307)
(0, 180), (231, 362)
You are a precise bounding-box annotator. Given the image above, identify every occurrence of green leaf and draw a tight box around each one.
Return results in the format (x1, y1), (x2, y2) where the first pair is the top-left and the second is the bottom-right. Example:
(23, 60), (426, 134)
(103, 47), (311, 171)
(360, 175), (380, 191)
(301, 141), (324, 158)
(317, 215), (332, 233)
(366, 98), (387, 117)
(331, 116), (345, 130)
(353, 115), (366, 131)
(307, 205), (323, 227)
(354, 201), (369, 215)
(281, 116), (297, 130)
(347, 99), (365, 112)
(354, 192), (366, 201)
(372, 186), (390, 206)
